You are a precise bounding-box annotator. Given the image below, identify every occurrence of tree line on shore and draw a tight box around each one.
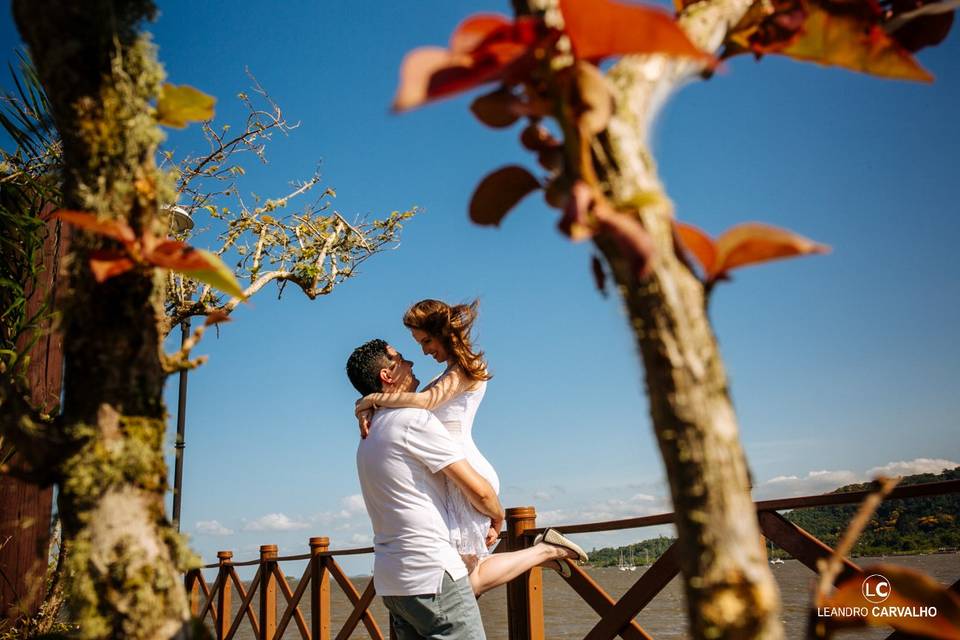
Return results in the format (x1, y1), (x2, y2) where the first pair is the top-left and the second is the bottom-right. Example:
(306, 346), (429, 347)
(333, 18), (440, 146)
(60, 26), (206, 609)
(588, 468), (960, 564)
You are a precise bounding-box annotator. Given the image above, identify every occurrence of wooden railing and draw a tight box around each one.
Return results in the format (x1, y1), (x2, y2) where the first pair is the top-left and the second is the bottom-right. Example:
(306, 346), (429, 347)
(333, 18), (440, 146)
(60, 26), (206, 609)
(186, 478), (960, 640)
(185, 537), (384, 640)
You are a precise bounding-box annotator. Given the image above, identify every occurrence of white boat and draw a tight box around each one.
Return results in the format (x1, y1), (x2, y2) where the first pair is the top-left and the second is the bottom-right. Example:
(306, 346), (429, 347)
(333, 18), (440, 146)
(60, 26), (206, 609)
(768, 539), (785, 565)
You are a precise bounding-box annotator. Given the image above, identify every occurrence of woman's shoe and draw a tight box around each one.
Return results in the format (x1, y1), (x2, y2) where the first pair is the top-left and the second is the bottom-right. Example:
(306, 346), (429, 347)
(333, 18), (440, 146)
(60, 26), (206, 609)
(545, 559), (572, 578)
(533, 528), (589, 564)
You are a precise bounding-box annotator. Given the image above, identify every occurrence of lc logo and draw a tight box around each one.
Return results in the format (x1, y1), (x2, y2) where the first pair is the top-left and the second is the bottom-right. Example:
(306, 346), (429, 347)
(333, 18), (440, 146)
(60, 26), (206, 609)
(862, 573), (891, 604)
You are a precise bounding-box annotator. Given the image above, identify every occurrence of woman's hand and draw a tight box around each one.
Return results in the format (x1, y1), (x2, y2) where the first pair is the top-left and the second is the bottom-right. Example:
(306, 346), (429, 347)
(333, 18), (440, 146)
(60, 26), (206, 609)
(356, 408), (374, 439)
(486, 516), (503, 548)
(354, 396), (375, 416)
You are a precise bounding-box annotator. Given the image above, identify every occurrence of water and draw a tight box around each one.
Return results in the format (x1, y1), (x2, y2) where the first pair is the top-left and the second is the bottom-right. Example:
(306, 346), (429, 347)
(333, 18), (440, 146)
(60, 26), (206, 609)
(210, 553), (959, 639)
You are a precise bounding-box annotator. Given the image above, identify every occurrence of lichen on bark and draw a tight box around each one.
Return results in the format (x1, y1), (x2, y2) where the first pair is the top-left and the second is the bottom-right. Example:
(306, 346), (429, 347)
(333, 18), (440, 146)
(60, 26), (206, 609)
(10, 1), (197, 637)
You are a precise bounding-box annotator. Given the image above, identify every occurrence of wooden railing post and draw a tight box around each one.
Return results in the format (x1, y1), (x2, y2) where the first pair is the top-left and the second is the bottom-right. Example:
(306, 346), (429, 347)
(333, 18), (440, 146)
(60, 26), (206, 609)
(216, 551), (233, 640)
(185, 569), (201, 617)
(310, 537), (331, 640)
(259, 544), (278, 640)
(505, 506), (545, 640)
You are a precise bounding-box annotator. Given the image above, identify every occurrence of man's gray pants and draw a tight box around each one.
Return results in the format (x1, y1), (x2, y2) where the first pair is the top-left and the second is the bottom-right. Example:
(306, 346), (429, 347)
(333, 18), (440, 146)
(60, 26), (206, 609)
(382, 572), (486, 640)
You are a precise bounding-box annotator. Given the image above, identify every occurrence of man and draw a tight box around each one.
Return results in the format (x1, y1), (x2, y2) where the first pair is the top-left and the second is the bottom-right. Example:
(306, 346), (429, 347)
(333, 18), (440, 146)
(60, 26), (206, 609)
(346, 339), (503, 640)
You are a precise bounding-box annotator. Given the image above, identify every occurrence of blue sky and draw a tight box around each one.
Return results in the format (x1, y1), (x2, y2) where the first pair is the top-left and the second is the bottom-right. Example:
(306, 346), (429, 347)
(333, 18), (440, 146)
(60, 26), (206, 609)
(3, 1), (958, 577)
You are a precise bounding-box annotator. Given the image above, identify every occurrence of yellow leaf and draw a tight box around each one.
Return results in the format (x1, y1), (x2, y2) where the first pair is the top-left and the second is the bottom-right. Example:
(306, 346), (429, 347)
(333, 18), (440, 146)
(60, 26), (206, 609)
(781, 4), (933, 82)
(174, 248), (245, 299)
(157, 83), (216, 129)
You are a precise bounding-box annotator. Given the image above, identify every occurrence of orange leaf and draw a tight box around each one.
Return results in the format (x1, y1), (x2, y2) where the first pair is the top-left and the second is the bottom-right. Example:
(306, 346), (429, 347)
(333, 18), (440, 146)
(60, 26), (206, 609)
(449, 14), (517, 53)
(53, 210), (136, 246)
(145, 240), (246, 299)
(469, 166), (541, 226)
(714, 222), (830, 277)
(778, 3), (932, 81)
(88, 250), (135, 283)
(559, 0), (713, 63)
(821, 565), (960, 639)
(675, 221), (718, 277)
(676, 221), (829, 282)
(204, 310), (232, 326)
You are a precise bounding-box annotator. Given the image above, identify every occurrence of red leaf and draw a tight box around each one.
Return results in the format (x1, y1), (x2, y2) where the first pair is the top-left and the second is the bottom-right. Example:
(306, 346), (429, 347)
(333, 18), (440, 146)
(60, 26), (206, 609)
(53, 210), (136, 246)
(520, 123), (561, 152)
(204, 310), (232, 326)
(470, 87), (522, 128)
(821, 565), (960, 639)
(559, 0), (714, 63)
(393, 48), (473, 111)
(88, 250), (135, 283)
(469, 166), (541, 226)
(145, 240), (246, 299)
(147, 240), (210, 270)
(393, 14), (543, 112)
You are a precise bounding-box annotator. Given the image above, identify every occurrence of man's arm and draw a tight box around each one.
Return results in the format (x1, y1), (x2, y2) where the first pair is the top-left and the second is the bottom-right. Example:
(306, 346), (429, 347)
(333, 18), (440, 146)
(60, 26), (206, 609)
(441, 460), (505, 525)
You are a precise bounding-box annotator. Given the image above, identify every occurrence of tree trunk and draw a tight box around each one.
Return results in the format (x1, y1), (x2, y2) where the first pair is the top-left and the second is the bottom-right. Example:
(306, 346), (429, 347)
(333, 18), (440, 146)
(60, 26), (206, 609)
(517, 0), (785, 637)
(0, 214), (65, 628)
(12, 1), (192, 638)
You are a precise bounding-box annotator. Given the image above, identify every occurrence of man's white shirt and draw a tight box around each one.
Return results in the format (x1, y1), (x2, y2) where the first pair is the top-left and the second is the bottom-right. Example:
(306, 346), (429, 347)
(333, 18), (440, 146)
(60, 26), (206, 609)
(356, 407), (467, 595)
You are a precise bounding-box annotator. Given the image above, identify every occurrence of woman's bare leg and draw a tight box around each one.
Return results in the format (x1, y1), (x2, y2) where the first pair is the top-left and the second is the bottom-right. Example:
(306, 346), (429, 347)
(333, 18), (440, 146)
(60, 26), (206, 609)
(468, 543), (575, 596)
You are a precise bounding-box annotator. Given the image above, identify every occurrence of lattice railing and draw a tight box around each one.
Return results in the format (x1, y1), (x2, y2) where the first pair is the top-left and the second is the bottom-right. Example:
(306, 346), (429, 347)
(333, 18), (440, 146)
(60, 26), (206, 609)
(185, 537), (384, 640)
(187, 479), (960, 639)
(501, 479), (960, 640)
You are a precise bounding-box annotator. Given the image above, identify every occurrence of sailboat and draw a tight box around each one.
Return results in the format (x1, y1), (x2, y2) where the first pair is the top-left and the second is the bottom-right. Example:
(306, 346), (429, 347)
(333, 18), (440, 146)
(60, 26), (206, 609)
(627, 550), (638, 571)
(618, 549), (628, 571)
(768, 539), (785, 565)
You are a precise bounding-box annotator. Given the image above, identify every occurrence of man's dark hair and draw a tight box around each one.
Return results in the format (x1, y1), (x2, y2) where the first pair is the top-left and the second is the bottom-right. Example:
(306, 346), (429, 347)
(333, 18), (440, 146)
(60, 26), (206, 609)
(346, 339), (390, 396)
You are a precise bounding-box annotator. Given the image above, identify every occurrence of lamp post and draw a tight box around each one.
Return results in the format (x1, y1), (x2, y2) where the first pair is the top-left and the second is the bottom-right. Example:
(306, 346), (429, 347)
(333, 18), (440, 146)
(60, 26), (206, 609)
(172, 319), (189, 532)
(163, 203), (194, 532)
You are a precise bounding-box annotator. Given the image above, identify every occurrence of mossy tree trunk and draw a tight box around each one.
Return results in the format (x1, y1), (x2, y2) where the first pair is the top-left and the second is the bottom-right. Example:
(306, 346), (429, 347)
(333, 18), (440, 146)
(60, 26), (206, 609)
(516, 0), (785, 637)
(11, 1), (192, 637)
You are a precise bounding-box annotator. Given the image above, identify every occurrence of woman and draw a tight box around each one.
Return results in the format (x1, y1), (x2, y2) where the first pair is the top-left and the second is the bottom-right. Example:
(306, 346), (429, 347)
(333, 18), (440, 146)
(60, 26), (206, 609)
(354, 299), (587, 595)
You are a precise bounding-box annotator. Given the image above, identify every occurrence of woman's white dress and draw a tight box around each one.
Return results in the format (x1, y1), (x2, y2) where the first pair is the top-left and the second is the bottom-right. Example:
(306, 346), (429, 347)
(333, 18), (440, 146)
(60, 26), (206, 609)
(426, 375), (500, 559)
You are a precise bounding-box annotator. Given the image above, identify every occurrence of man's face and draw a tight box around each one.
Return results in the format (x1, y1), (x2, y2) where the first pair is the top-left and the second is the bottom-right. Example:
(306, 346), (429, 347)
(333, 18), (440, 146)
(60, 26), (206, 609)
(382, 345), (418, 392)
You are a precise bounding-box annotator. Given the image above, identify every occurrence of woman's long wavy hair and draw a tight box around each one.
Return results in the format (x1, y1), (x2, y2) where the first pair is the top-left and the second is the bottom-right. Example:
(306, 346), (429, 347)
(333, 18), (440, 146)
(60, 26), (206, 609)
(403, 299), (491, 381)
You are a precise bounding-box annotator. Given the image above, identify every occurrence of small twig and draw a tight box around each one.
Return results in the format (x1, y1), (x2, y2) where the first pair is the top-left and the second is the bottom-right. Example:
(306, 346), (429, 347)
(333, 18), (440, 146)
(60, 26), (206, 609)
(334, 213), (372, 251)
(885, 0), (960, 32)
(815, 476), (900, 604)
(251, 227), (267, 277)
